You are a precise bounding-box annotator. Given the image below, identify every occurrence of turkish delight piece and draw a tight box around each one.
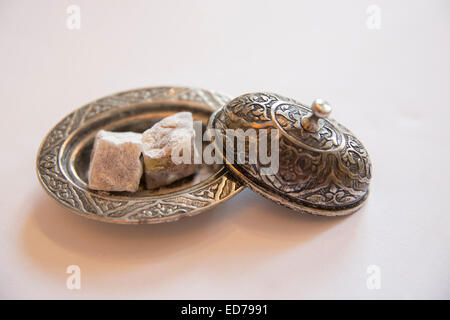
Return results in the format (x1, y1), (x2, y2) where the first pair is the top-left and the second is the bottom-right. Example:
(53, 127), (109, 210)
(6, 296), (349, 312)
(142, 112), (198, 189)
(88, 130), (143, 192)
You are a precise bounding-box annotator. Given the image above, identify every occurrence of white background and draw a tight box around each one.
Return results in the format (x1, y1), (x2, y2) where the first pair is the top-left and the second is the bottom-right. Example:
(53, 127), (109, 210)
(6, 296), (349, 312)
(1, 0), (449, 299)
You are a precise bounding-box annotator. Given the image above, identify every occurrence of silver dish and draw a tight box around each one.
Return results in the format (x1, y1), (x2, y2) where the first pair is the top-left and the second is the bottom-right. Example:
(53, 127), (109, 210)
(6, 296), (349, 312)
(36, 87), (243, 224)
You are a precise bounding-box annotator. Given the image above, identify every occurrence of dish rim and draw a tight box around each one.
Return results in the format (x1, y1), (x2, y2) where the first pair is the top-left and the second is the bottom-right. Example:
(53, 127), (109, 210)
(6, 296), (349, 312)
(36, 86), (244, 224)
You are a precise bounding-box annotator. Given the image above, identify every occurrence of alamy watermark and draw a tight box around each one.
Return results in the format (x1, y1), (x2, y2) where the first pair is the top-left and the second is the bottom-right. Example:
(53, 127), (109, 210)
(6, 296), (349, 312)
(66, 5), (81, 30)
(66, 265), (81, 290)
(170, 121), (280, 175)
(366, 265), (381, 290)
(366, 5), (381, 30)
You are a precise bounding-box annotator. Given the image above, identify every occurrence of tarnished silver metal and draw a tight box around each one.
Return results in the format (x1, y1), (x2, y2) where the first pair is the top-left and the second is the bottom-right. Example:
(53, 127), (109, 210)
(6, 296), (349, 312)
(36, 87), (243, 224)
(209, 92), (372, 216)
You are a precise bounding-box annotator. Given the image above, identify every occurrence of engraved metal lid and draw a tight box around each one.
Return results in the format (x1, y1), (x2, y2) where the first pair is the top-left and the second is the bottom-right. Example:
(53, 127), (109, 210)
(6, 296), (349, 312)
(208, 92), (372, 216)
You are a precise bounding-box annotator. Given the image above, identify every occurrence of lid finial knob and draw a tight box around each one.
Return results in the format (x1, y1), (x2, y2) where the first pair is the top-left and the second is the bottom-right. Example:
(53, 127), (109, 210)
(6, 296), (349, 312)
(301, 98), (332, 132)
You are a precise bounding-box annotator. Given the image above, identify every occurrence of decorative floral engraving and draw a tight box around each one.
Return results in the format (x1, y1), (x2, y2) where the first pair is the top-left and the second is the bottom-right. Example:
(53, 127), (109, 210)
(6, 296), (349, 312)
(273, 103), (343, 151)
(37, 87), (243, 224)
(224, 92), (277, 126)
(211, 92), (372, 212)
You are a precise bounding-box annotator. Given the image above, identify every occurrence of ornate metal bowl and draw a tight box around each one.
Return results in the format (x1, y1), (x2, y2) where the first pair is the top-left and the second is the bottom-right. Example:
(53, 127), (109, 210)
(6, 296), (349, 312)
(208, 92), (372, 216)
(36, 87), (243, 224)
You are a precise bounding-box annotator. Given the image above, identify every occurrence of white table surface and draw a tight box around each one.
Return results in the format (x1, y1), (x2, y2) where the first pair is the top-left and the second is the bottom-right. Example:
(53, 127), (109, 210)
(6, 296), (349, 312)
(1, 0), (449, 299)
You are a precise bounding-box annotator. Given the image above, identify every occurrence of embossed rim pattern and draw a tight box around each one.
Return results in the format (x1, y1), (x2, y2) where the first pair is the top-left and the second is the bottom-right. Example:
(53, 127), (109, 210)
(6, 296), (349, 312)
(208, 92), (372, 216)
(36, 87), (244, 224)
